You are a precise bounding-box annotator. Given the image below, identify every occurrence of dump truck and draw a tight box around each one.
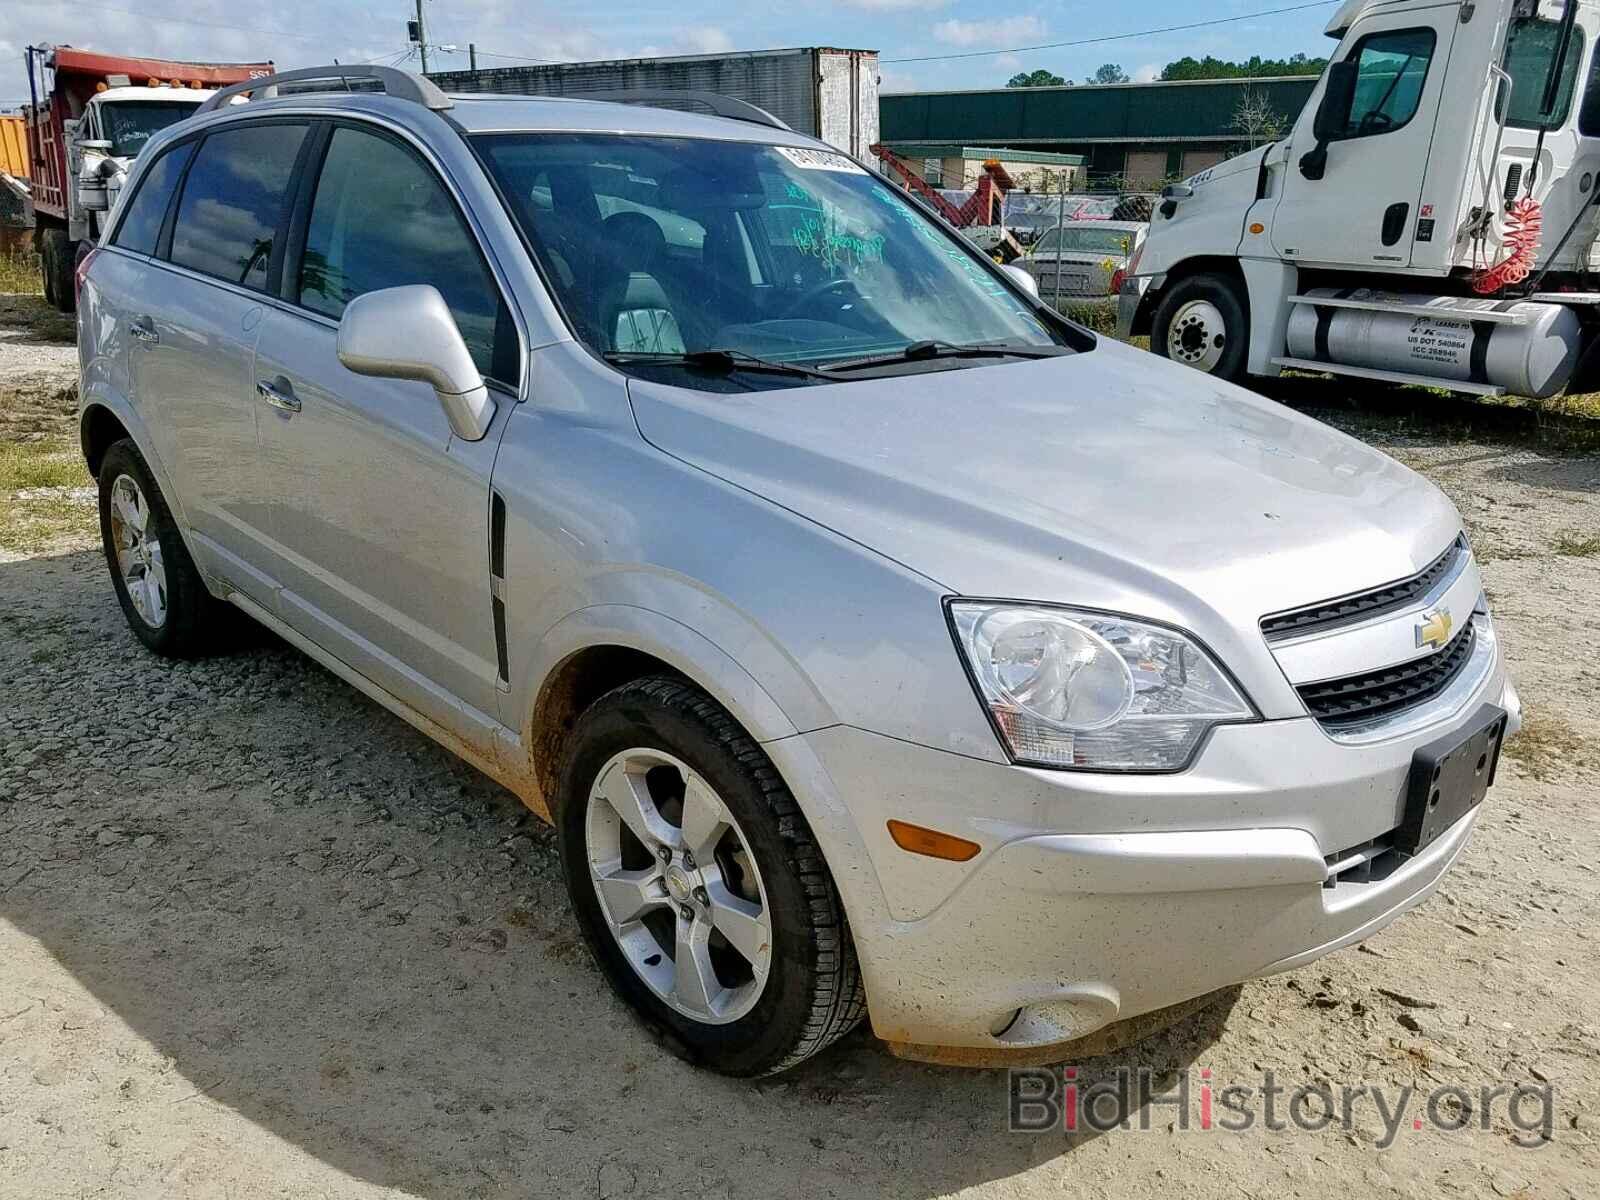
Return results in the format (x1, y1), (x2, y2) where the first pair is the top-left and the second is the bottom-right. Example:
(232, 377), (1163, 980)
(22, 46), (273, 310)
(1120, 0), (1600, 401)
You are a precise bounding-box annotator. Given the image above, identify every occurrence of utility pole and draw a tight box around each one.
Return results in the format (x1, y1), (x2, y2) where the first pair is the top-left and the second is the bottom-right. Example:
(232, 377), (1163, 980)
(469, 43), (477, 70)
(414, 0), (428, 73)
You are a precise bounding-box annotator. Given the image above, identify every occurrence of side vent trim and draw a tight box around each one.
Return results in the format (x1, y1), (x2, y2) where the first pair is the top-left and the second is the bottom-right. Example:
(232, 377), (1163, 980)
(490, 490), (510, 690)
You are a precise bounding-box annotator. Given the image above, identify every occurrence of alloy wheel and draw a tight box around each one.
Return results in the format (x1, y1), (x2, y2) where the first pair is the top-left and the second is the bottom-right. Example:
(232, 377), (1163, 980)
(584, 748), (772, 1025)
(109, 474), (167, 628)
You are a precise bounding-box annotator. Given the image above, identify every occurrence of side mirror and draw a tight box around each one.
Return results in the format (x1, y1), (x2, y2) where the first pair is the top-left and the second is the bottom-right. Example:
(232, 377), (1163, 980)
(1302, 60), (1358, 180)
(1313, 61), (1359, 142)
(336, 285), (497, 441)
(1001, 263), (1039, 298)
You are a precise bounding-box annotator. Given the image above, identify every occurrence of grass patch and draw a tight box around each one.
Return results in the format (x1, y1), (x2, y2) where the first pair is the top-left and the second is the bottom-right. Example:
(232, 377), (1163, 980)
(0, 252), (43, 296)
(0, 489), (99, 554)
(0, 293), (75, 344)
(0, 438), (88, 490)
(1502, 713), (1590, 781)
(1553, 530), (1600, 557)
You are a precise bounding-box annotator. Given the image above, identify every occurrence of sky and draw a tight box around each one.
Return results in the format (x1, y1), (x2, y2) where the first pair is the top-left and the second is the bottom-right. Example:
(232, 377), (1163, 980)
(1, 0), (1340, 111)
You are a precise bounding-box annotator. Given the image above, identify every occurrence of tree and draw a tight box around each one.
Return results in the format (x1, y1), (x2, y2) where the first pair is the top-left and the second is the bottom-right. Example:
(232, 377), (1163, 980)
(1230, 87), (1286, 149)
(1092, 63), (1130, 85)
(1007, 69), (1068, 88)
(1161, 52), (1327, 81)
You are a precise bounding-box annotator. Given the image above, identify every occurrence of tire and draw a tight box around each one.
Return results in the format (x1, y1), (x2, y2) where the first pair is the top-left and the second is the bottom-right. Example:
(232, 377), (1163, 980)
(41, 227), (76, 314)
(97, 438), (224, 657)
(1152, 272), (1249, 384)
(555, 676), (866, 1076)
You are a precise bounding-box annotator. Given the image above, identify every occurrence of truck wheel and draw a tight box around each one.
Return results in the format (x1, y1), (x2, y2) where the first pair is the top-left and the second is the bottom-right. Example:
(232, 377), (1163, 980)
(97, 439), (223, 657)
(1153, 274), (1248, 383)
(41, 228), (76, 314)
(555, 676), (866, 1076)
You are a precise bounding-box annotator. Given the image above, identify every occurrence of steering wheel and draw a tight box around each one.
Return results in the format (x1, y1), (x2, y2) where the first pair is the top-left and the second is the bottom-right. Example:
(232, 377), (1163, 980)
(1357, 110), (1395, 135)
(777, 276), (859, 321)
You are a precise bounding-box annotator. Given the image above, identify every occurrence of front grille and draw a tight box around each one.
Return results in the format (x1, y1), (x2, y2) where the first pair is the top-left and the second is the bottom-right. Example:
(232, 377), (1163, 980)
(1298, 621), (1477, 729)
(1261, 535), (1467, 642)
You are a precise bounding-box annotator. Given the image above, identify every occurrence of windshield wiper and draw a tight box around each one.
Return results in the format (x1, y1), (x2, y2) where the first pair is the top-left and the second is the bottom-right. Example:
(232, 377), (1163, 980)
(603, 348), (836, 381)
(819, 339), (1069, 373)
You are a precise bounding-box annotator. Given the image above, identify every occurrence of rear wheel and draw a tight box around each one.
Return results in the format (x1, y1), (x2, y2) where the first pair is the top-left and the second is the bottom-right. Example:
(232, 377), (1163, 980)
(97, 439), (225, 657)
(40, 227), (76, 314)
(555, 676), (866, 1076)
(1152, 273), (1248, 383)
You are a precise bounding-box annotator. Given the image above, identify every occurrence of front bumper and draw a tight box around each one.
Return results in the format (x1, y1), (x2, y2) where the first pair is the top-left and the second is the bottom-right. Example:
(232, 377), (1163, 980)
(1115, 273), (1153, 339)
(788, 659), (1518, 1055)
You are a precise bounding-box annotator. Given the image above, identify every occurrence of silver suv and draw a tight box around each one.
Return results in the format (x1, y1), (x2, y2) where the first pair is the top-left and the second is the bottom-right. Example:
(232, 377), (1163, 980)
(78, 66), (1519, 1077)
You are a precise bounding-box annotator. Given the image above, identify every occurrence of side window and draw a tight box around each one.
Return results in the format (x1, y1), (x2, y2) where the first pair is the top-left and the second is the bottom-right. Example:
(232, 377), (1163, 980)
(169, 123), (307, 289)
(1500, 19), (1587, 129)
(1580, 41), (1600, 134)
(1338, 28), (1437, 139)
(111, 141), (194, 256)
(298, 126), (510, 380)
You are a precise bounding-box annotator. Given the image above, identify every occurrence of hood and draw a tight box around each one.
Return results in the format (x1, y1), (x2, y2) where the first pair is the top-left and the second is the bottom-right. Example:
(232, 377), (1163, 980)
(627, 338), (1461, 660)
(1187, 143), (1271, 187)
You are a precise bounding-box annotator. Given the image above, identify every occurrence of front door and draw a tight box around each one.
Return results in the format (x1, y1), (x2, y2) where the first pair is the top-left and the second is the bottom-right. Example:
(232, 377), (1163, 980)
(1271, 6), (1456, 268)
(251, 122), (519, 739)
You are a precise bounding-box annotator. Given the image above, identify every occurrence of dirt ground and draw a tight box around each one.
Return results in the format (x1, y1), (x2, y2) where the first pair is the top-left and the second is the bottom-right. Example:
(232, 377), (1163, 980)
(1, 294), (1597, 1199)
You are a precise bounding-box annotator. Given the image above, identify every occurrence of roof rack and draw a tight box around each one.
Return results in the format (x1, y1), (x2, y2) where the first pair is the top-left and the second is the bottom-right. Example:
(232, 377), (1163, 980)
(566, 90), (789, 131)
(195, 64), (453, 115)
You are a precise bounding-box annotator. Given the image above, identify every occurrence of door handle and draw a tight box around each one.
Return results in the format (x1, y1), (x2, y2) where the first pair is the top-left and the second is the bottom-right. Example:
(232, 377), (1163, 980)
(256, 377), (302, 413)
(129, 315), (158, 345)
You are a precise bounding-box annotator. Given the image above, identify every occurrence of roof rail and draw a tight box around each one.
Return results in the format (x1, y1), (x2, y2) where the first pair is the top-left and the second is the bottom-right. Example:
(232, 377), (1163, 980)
(567, 90), (789, 131)
(195, 64), (453, 115)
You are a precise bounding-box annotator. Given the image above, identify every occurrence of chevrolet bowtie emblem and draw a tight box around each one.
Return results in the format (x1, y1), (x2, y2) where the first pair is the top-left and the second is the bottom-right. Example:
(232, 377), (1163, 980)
(1416, 607), (1453, 650)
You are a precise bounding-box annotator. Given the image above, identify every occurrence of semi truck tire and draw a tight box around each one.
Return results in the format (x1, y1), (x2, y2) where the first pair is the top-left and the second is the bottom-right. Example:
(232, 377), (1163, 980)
(40, 228), (76, 315)
(1153, 273), (1247, 384)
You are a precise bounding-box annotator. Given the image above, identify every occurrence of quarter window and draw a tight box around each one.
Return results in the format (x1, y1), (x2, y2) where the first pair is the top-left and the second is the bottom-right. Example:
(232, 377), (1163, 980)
(1502, 18), (1587, 129)
(1337, 28), (1437, 139)
(169, 123), (307, 289)
(112, 141), (194, 256)
(298, 126), (510, 380)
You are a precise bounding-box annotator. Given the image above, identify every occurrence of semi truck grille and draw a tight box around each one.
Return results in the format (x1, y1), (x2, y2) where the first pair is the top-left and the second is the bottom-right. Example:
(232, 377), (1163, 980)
(1298, 622), (1477, 729)
(1261, 535), (1467, 642)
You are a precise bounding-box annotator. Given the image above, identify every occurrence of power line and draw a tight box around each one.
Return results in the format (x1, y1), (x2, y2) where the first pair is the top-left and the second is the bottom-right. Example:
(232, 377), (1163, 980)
(883, 1), (1340, 64)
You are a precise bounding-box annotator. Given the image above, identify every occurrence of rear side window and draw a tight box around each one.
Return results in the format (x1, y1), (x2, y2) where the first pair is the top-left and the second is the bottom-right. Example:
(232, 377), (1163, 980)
(170, 123), (307, 290)
(112, 141), (194, 256)
(297, 126), (511, 380)
(1500, 18), (1586, 129)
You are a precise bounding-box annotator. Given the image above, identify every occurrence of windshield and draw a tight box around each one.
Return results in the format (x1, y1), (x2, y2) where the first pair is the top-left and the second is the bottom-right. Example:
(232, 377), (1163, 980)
(1034, 227), (1136, 255)
(97, 100), (200, 157)
(474, 133), (1066, 372)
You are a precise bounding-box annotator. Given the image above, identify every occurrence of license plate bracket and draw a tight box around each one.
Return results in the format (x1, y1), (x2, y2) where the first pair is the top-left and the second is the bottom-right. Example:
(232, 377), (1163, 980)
(1398, 704), (1507, 857)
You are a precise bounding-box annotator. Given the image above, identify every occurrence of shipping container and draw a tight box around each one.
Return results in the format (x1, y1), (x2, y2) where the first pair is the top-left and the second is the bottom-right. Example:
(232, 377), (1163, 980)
(429, 47), (879, 157)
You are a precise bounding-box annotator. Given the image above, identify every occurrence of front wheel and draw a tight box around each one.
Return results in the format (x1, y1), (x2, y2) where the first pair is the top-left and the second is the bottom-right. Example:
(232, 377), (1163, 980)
(555, 676), (866, 1076)
(1152, 273), (1249, 384)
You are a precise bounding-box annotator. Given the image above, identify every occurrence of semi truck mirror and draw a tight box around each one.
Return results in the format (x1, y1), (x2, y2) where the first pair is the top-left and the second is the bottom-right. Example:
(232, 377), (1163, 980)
(1301, 60), (1359, 180)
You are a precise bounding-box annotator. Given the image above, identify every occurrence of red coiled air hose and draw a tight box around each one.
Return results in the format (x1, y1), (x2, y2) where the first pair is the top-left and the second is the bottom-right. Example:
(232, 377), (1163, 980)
(1473, 196), (1543, 294)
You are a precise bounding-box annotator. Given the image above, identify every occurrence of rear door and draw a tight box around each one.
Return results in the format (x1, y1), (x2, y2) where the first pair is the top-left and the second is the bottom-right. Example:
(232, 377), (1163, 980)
(126, 119), (312, 597)
(1271, 8), (1456, 267)
(251, 121), (519, 734)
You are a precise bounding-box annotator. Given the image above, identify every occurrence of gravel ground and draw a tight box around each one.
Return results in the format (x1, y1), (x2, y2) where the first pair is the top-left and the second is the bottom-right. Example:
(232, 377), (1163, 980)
(1, 296), (1598, 1198)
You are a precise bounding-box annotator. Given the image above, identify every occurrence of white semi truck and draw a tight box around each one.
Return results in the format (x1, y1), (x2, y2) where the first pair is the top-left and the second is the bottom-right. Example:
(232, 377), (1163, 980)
(1120, 0), (1600, 400)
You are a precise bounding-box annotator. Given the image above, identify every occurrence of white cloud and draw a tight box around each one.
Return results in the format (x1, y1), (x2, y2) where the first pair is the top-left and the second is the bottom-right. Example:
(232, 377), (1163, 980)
(931, 16), (1045, 49)
(678, 27), (735, 54)
(838, 0), (950, 9)
(1132, 63), (1160, 83)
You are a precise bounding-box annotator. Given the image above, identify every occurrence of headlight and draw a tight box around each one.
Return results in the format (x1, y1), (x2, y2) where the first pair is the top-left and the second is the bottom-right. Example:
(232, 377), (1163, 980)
(948, 602), (1257, 772)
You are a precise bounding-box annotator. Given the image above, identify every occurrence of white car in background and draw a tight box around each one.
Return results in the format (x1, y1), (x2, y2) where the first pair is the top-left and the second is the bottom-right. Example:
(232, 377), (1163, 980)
(1026, 219), (1147, 308)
